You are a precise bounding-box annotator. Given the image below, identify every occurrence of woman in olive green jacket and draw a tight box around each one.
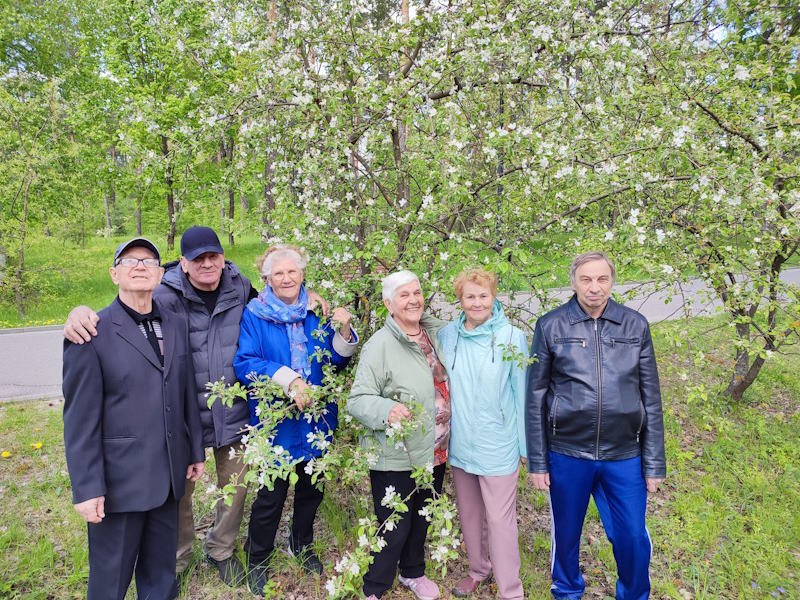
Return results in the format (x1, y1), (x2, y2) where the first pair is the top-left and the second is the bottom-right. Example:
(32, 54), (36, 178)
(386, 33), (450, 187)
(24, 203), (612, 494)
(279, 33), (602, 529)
(347, 270), (450, 600)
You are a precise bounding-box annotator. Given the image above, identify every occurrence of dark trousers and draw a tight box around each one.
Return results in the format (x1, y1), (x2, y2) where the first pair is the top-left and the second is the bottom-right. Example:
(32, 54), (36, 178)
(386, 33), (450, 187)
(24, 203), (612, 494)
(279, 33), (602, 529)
(548, 451), (651, 600)
(87, 494), (178, 600)
(362, 464), (446, 598)
(245, 461), (324, 565)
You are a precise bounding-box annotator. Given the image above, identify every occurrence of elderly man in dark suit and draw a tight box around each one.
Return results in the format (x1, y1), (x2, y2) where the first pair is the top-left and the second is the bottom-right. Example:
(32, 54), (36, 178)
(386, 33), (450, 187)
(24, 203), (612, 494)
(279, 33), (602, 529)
(62, 237), (205, 600)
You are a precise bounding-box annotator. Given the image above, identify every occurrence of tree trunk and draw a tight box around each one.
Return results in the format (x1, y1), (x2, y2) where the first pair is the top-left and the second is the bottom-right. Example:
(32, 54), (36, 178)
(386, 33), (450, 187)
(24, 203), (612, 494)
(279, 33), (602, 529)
(392, 0), (411, 257)
(161, 135), (175, 249)
(41, 190), (50, 237)
(135, 164), (143, 235)
(261, 128), (277, 242)
(261, 4), (278, 245)
(108, 145), (117, 230)
(496, 86), (504, 252)
(724, 322), (767, 401)
(228, 187), (235, 246)
(81, 199), (86, 248)
(226, 135), (235, 246)
(103, 191), (112, 231)
(14, 176), (31, 316)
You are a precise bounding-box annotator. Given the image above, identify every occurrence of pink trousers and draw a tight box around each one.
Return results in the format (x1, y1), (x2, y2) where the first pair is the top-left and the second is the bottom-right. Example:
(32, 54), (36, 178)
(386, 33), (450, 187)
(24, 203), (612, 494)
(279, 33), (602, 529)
(452, 466), (525, 599)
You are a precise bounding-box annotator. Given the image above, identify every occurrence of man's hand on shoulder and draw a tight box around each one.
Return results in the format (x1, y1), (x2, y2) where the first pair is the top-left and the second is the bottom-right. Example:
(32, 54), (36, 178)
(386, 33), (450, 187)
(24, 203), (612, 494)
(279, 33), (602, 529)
(528, 472), (550, 491)
(645, 477), (664, 493)
(74, 496), (105, 523)
(64, 306), (99, 344)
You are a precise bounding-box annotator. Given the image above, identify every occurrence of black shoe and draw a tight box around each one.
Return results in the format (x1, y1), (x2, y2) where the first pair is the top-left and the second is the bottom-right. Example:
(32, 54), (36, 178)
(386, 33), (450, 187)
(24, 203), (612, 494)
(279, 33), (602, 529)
(247, 564), (270, 597)
(206, 554), (246, 587)
(288, 540), (323, 575)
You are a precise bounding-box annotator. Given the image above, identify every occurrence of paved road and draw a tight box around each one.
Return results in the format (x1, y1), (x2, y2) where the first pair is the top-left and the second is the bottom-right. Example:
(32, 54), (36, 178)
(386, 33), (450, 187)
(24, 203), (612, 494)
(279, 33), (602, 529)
(0, 326), (63, 401)
(1, 268), (798, 402)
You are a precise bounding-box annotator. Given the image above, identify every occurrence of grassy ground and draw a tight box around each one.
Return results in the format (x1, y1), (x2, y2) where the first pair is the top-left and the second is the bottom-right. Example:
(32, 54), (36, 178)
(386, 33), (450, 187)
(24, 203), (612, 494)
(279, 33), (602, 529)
(0, 317), (798, 599)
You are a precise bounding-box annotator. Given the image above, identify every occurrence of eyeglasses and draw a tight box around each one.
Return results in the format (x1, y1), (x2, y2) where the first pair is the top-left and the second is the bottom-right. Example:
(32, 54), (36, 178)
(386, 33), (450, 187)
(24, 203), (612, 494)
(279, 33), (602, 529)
(115, 257), (161, 268)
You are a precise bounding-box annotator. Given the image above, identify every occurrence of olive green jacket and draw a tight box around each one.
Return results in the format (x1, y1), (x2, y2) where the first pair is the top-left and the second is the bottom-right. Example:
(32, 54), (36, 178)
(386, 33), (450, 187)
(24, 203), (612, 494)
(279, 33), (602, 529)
(347, 313), (446, 471)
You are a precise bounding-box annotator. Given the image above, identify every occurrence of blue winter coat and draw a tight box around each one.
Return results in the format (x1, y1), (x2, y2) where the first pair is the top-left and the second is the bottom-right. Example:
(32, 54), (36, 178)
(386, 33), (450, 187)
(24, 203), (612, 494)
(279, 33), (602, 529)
(234, 304), (358, 462)
(438, 301), (528, 476)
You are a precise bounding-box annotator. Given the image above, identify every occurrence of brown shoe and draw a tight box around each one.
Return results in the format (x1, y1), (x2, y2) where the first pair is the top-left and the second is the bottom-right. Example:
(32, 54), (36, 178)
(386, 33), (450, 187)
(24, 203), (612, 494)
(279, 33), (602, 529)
(452, 573), (492, 598)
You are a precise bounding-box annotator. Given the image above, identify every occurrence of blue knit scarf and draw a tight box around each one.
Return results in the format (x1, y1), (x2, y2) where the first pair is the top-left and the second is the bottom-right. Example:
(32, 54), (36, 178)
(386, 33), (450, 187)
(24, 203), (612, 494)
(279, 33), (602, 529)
(248, 285), (311, 378)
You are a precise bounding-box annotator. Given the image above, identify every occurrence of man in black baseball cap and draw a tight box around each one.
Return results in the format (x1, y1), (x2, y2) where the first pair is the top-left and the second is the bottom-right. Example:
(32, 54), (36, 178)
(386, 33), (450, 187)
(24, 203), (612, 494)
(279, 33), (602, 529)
(64, 226), (330, 588)
(180, 226), (224, 261)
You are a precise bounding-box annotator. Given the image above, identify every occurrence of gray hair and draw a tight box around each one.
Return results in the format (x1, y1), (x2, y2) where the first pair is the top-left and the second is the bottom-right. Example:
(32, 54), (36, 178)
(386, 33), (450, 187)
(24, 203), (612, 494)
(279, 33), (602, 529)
(260, 246), (307, 278)
(381, 270), (421, 301)
(569, 252), (616, 285)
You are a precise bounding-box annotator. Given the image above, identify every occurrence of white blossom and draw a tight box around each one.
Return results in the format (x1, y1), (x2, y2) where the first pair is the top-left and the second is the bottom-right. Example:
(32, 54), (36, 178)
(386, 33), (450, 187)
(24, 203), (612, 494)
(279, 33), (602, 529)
(325, 579), (337, 596)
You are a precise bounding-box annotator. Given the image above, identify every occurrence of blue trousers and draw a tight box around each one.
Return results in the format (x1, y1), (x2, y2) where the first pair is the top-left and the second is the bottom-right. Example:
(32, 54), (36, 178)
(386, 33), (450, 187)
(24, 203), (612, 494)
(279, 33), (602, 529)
(548, 451), (651, 600)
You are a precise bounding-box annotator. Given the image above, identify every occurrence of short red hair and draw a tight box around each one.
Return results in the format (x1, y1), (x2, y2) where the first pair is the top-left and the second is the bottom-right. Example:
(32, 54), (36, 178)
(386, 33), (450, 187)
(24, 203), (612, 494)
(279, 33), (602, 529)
(453, 268), (498, 300)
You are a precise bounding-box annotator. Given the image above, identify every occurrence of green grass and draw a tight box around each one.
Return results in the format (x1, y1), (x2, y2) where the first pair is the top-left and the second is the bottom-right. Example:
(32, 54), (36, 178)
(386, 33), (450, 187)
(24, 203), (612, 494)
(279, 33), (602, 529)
(1, 317), (798, 598)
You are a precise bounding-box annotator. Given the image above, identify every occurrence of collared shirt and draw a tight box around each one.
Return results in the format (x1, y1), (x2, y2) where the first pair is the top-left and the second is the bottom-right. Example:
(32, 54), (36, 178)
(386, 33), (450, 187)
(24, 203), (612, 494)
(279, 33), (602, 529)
(116, 296), (164, 366)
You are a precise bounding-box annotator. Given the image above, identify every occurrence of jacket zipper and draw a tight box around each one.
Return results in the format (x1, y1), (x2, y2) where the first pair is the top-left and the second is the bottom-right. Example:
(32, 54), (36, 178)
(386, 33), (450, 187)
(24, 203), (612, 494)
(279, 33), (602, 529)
(594, 320), (602, 459)
(551, 396), (559, 436)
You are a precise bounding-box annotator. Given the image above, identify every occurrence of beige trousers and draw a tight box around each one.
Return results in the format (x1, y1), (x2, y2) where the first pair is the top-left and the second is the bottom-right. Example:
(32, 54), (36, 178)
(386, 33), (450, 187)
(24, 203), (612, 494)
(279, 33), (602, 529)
(176, 442), (249, 570)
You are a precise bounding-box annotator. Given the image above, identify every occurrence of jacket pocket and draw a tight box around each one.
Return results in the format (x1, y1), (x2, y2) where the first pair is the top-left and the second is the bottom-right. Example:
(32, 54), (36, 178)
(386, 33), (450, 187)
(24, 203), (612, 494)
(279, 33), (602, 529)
(636, 403), (646, 442)
(608, 337), (640, 348)
(550, 396), (561, 437)
(554, 337), (586, 348)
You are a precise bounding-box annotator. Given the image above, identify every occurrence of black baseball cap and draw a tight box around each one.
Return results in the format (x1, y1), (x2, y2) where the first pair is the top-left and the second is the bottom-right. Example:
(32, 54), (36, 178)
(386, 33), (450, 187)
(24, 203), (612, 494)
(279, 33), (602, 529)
(113, 237), (161, 265)
(181, 226), (224, 261)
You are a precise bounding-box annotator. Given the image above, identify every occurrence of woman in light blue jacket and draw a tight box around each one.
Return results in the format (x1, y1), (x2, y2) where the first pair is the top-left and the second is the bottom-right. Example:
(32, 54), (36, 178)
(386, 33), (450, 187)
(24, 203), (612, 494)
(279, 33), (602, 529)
(438, 269), (528, 600)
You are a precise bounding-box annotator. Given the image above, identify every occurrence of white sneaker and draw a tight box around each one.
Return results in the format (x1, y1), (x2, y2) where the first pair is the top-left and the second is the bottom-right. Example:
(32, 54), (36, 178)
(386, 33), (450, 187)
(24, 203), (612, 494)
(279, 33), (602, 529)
(398, 575), (440, 600)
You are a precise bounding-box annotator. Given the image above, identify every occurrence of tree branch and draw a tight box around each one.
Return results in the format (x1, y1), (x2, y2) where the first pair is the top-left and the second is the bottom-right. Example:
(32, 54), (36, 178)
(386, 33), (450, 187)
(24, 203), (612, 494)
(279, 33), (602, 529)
(429, 76), (546, 101)
(532, 176), (692, 234)
(351, 151), (394, 207)
(693, 99), (765, 156)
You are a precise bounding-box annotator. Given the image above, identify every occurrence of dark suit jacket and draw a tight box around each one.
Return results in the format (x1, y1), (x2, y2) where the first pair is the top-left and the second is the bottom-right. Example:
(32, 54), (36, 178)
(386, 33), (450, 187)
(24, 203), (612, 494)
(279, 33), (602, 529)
(62, 297), (204, 513)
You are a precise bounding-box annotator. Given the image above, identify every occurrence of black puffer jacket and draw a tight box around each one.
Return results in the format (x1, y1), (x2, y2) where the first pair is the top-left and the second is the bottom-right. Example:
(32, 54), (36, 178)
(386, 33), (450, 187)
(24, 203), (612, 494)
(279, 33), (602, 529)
(526, 295), (666, 478)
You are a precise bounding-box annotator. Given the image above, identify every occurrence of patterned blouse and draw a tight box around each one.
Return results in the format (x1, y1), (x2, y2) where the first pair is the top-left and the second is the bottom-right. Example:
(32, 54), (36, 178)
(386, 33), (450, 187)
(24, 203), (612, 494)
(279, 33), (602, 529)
(411, 329), (451, 466)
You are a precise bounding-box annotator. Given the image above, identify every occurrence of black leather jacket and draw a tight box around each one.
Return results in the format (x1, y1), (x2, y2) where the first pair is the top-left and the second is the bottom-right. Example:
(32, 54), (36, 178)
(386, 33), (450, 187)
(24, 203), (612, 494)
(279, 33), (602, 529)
(526, 295), (666, 478)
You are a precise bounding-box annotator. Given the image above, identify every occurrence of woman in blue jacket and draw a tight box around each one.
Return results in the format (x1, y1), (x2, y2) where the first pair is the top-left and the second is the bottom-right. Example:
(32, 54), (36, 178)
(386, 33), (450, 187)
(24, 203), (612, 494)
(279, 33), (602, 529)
(234, 245), (357, 595)
(438, 269), (528, 600)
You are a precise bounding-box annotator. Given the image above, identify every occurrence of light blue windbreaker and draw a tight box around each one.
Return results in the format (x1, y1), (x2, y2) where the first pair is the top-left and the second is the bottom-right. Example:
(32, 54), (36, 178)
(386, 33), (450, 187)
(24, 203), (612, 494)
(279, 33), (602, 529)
(438, 300), (528, 476)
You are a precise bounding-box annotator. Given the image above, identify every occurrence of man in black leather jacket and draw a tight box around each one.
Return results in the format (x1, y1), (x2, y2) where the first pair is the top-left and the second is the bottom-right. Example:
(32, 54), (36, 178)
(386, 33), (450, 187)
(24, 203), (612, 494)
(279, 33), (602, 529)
(526, 251), (666, 600)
